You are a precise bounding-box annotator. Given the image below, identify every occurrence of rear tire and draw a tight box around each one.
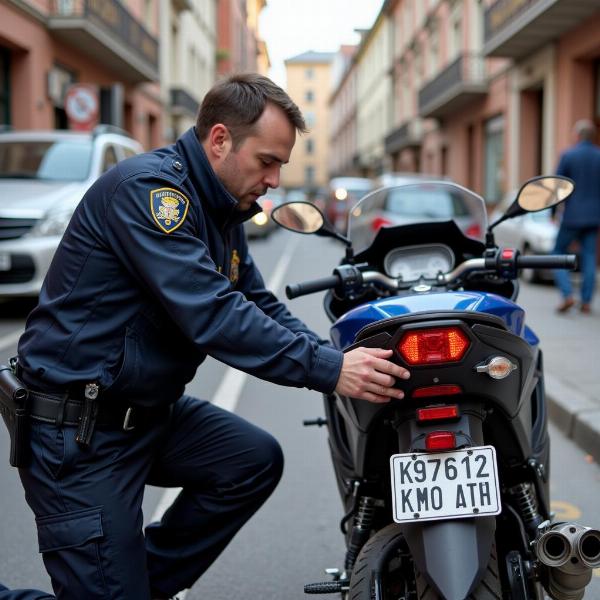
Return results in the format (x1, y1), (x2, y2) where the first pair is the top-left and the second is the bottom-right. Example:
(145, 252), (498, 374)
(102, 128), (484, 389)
(348, 524), (502, 600)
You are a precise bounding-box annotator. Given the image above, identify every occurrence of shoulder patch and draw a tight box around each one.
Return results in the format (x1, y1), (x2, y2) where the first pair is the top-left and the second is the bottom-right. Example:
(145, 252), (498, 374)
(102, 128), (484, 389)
(149, 187), (190, 234)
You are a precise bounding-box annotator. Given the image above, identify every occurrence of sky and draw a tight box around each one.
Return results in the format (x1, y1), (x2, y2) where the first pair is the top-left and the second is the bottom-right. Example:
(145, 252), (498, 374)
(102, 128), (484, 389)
(259, 0), (385, 87)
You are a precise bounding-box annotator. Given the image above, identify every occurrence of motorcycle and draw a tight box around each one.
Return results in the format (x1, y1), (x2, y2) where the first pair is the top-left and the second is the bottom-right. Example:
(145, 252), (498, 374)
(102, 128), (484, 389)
(271, 177), (600, 600)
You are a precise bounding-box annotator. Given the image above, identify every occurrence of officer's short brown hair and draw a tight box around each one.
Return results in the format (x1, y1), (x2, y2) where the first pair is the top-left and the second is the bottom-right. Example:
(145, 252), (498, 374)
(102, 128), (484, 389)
(196, 73), (307, 149)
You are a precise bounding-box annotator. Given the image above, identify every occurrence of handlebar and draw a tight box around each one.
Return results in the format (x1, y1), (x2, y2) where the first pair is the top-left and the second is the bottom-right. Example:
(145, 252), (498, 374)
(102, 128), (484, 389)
(516, 255), (578, 269)
(286, 274), (341, 299)
(285, 252), (577, 299)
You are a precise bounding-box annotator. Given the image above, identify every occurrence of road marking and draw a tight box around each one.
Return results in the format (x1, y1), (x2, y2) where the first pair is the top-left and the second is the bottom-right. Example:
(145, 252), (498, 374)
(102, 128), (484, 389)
(151, 235), (301, 597)
(594, 568), (600, 578)
(550, 500), (582, 521)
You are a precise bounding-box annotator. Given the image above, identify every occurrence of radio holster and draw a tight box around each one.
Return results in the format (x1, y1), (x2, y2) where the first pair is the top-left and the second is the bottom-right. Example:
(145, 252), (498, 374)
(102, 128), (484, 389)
(0, 363), (30, 468)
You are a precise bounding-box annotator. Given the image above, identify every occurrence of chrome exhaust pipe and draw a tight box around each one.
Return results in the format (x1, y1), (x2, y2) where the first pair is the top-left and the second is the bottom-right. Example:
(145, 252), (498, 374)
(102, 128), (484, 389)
(536, 529), (571, 567)
(534, 522), (598, 600)
(576, 528), (600, 569)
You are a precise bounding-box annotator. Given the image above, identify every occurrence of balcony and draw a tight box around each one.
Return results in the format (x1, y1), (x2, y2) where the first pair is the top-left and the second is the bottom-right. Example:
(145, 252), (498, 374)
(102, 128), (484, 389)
(418, 54), (487, 119)
(170, 88), (200, 117)
(48, 0), (159, 83)
(484, 0), (600, 59)
(385, 119), (423, 154)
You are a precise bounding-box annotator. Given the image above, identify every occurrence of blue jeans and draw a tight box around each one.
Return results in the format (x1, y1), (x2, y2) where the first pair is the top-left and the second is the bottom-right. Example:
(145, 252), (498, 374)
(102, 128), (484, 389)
(553, 225), (599, 304)
(8, 396), (283, 600)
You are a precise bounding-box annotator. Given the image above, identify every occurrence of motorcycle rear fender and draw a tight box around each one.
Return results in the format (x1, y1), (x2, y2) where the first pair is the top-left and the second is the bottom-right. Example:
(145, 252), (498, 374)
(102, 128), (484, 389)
(402, 516), (495, 599)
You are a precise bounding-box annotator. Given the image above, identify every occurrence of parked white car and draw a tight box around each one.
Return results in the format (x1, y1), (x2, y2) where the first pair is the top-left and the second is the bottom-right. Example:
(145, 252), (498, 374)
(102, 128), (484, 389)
(491, 192), (558, 283)
(0, 126), (143, 297)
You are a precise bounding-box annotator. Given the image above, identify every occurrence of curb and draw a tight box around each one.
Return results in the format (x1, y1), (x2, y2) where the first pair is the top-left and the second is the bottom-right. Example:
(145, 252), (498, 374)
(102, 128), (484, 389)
(545, 373), (600, 463)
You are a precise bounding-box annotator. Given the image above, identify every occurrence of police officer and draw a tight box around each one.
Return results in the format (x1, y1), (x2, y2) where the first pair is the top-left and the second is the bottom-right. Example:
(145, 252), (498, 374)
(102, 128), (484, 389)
(3, 74), (409, 600)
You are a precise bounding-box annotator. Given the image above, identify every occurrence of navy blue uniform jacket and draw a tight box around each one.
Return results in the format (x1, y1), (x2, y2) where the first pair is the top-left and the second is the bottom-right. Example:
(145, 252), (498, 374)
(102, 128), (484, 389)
(18, 128), (343, 406)
(556, 140), (600, 227)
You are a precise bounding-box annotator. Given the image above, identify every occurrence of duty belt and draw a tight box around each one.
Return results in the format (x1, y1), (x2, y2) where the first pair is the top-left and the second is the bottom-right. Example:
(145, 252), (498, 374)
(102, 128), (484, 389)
(27, 390), (168, 442)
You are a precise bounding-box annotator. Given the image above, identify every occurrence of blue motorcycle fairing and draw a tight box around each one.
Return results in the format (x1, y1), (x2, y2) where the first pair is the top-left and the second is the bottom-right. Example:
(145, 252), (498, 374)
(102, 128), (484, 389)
(331, 291), (526, 350)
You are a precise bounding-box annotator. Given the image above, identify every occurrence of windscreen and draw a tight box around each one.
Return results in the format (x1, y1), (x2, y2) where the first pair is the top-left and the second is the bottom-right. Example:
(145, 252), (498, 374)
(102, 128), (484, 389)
(347, 181), (488, 252)
(0, 140), (93, 181)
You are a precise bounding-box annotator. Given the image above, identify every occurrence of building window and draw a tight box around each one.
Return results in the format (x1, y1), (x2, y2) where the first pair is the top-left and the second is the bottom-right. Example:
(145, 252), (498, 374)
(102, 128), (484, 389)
(0, 47), (11, 125)
(305, 165), (315, 184)
(484, 115), (505, 205)
(305, 139), (314, 154)
(305, 90), (314, 103)
(305, 68), (314, 79)
(305, 111), (316, 127)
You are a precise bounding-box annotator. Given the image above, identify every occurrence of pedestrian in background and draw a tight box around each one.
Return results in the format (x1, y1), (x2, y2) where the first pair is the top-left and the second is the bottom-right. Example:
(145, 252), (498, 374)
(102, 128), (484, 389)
(553, 119), (600, 314)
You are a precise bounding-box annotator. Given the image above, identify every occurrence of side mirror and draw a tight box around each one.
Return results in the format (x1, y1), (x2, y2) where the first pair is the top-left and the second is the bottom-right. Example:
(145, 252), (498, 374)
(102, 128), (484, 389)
(517, 176), (574, 212)
(271, 201), (324, 234)
(489, 175), (574, 232)
(271, 201), (354, 251)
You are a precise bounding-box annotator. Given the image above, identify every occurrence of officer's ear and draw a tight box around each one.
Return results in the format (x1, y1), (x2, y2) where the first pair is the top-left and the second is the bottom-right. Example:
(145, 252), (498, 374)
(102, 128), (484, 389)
(206, 124), (232, 160)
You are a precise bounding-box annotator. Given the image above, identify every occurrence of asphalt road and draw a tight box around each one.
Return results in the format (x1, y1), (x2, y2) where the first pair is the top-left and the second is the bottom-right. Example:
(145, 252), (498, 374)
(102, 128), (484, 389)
(0, 229), (598, 598)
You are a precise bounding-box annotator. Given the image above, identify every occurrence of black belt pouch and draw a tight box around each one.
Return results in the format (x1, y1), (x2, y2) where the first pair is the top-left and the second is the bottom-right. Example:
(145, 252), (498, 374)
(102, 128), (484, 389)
(0, 365), (30, 468)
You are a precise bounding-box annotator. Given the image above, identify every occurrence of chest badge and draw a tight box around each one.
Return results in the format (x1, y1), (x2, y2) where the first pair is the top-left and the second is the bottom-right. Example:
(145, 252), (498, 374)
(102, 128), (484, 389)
(229, 249), (240, 284)
(150, 187), (189, 234)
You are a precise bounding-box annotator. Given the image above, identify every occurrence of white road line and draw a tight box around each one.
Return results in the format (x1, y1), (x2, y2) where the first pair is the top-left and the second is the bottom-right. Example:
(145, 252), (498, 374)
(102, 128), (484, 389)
(151, 235), (300, 595)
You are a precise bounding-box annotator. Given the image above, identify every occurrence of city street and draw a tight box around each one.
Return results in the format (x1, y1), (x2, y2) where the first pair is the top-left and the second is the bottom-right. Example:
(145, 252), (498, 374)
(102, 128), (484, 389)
(0, 230), (599, 599)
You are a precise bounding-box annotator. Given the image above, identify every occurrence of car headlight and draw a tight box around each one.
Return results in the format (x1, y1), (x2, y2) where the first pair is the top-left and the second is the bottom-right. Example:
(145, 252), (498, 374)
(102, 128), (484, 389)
(252, 212), (268, 226)
(28, 208), (74, 238)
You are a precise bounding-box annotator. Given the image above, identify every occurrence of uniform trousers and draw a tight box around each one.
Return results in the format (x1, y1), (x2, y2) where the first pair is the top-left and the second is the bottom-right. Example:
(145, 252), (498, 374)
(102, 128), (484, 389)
(5, 395), (283, 600)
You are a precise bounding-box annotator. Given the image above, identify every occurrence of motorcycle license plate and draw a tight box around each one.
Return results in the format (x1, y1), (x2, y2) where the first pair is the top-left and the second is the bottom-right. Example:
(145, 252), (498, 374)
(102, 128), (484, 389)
(390, 446), (501, 523)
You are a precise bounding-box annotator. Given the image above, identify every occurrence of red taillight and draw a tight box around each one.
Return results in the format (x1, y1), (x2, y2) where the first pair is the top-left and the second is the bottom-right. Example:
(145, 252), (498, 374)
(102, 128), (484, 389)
(371, 216), (392, 232)
(398, 327), (470, 365)
(425, 431), (457, 451)
(413, 386), (462, 399)
(465, 223), (482, 239)
(416, 405), (460, 421)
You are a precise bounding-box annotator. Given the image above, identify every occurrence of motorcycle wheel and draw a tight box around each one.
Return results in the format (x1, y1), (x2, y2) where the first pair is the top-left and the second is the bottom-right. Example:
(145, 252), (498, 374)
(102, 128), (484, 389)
(348, 524), (502, 600)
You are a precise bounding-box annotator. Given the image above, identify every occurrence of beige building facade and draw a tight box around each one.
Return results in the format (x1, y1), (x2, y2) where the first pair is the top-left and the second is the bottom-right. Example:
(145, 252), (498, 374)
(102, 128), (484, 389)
(160, 0), (218, 141)
(355, 9), (393, 177)
(283, 51), (334, 192)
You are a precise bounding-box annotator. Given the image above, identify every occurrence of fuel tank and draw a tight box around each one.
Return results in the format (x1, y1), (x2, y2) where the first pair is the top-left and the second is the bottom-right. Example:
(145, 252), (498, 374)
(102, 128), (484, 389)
(331, 291), (527, 350)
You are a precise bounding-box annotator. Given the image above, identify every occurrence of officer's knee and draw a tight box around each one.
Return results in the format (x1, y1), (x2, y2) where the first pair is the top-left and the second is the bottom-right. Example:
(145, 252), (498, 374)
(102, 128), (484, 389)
(253, 430), (284, 493)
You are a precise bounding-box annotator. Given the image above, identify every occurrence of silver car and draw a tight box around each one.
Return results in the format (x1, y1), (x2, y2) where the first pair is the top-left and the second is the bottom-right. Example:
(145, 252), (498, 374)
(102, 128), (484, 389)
(0, 127), (143, 297)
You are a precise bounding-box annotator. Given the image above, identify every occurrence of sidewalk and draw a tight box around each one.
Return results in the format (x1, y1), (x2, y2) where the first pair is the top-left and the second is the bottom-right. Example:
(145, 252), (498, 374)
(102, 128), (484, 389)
(517, 278), (600, 462)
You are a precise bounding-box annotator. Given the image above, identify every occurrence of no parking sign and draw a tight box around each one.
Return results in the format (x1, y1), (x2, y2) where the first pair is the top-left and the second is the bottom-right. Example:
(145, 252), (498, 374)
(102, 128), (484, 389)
(64, 84), (99, 131)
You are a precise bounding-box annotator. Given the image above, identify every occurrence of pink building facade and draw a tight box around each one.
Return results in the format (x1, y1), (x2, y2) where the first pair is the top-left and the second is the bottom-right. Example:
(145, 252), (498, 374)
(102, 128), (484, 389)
(0, 0), (164, 149)
(380, 0), (600, 205)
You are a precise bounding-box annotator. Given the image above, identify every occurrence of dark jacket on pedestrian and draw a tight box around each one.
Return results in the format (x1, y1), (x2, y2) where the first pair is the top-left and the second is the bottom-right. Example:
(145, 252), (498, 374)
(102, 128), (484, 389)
(556, 140), (600, 227)
(18, 127), (343, 405)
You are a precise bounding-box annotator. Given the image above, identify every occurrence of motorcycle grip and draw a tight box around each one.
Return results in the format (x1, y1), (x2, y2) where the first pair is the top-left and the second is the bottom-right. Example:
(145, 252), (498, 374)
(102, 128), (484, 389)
(516, 254), (577, 270)
(286, 275), (340, 299)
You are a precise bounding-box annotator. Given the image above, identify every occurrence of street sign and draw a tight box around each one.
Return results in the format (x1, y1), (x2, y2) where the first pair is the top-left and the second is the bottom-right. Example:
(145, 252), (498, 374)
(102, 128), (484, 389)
(64, 84), (99, 131)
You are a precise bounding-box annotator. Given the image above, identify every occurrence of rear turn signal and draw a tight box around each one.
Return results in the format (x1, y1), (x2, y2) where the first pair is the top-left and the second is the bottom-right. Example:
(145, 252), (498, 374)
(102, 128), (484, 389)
(398, 327), (470, 365)
(425, 431), (457, 451)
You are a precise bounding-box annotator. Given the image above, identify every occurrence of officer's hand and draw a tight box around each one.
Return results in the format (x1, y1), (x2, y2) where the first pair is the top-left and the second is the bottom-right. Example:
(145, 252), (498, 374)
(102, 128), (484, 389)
(335, 347), (410, 404)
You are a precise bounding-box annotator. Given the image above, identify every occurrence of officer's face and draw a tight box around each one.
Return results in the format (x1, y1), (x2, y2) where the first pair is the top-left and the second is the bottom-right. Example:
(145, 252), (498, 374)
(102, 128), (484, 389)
(217, 103), (296, 211)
